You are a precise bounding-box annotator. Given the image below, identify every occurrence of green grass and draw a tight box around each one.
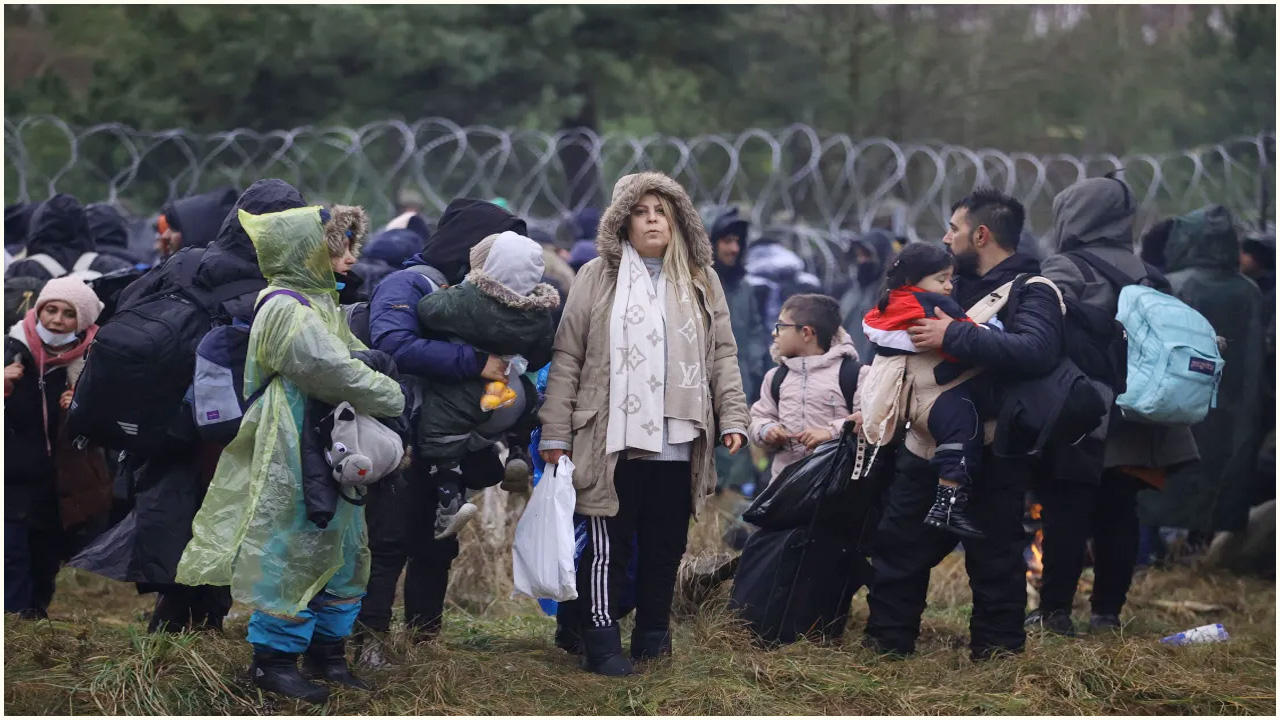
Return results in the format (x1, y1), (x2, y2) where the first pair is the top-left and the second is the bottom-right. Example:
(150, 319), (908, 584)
(4, 494), (1276, 715)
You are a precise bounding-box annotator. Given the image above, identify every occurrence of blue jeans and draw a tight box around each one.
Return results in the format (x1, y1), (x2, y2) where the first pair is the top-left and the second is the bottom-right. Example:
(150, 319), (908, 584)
(247, 591), (363, 654)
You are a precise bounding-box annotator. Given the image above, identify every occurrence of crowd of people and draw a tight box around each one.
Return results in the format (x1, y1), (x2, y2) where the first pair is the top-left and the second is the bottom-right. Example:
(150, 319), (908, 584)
(3, 170), (1274, 703)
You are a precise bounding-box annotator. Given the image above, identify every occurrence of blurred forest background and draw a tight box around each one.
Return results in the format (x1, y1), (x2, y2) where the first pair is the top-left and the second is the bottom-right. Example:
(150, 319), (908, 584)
(6, 4), (1273, 152)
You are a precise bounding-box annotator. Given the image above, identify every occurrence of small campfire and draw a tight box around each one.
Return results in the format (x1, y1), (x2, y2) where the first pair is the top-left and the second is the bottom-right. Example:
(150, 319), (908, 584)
(1025, 503), (1044, 607)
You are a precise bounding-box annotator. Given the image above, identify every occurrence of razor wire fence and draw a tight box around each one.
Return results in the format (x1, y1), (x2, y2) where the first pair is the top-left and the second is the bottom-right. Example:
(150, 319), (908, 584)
(5, 115), (1274, 285)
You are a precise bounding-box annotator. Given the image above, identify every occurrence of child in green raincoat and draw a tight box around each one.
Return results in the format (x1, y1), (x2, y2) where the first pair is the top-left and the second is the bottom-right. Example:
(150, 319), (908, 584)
(176, 205), (404, 704)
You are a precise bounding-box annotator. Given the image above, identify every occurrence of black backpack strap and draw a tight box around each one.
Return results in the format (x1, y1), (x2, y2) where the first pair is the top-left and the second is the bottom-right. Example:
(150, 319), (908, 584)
(769, 364), (789, 405)
(1063, 253), (1098, 284)
(838, 356), (860, 411)
(1068, 250), (1143, 290)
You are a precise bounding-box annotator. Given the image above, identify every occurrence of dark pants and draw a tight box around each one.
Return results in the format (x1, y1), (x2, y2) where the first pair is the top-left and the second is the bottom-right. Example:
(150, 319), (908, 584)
(1034, 469), (1142, 617)
(928, 381), (984, 486)
(865, 447), (1029, 658)
(4, 519), (63, 615)
(576, 459), (692, 636)
(356, 450), (502, 635)
(146, 582), (233, 632)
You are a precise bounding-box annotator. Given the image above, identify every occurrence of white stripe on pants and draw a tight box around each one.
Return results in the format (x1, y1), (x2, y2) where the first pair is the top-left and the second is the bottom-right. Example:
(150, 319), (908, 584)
(590, 516), (612, 627)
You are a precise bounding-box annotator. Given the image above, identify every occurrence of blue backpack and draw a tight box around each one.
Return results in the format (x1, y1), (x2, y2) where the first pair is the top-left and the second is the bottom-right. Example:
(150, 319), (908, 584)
(191, 289), (312, 445)
(1114, 284), (1223, 424)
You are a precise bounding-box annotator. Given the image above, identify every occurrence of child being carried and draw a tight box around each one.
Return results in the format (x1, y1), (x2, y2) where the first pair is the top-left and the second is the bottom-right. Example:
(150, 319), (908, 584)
(414, 231), (561, 539)
(859, 243), (1001, 539)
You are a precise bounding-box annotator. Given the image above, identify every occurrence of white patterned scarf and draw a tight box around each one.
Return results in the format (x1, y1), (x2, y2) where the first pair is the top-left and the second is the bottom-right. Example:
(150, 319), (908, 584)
(606, 242), (706, 455)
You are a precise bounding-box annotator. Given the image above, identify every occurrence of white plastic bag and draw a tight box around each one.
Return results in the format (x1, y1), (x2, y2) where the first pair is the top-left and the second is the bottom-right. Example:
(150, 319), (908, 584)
(512, 456), (578, 601)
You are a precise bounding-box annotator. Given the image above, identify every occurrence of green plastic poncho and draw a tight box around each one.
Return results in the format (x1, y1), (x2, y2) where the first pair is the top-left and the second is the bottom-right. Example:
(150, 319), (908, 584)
(176, 206), (404, 617)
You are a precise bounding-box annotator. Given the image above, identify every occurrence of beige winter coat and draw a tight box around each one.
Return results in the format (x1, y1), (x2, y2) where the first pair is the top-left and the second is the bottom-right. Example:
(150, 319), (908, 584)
(539, 172), (751, 518)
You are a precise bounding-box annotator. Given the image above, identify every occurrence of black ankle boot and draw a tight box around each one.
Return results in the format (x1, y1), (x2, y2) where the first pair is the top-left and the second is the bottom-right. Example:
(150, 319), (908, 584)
(250, 651), (330, 704)
(630, 629), (672, 661)
(923, 485), (985, 539)
(302, 639), (370, 690)
(580, 626), (634, 677)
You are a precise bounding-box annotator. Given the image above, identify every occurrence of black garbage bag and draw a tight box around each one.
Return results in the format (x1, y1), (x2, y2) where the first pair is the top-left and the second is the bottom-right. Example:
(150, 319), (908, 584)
(743, 424), (864, 530)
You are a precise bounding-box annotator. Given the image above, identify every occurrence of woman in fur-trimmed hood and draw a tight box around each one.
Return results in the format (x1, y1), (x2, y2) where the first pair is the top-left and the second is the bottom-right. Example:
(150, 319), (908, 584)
(538, 172), (750, 676)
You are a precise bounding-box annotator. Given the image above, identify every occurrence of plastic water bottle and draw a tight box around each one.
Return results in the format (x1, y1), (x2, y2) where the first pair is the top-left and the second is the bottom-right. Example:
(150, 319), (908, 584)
(1160, 623), (1229, 646)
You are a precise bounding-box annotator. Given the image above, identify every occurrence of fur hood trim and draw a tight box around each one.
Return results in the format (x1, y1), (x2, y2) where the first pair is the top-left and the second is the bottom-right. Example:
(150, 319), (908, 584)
(464, 269), (561, 311)
(325, 204), (370, 258)
(597, 172), (712, 271)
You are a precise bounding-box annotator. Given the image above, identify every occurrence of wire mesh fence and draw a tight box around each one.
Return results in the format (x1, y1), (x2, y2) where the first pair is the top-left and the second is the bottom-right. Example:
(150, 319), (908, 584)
(6, 115), (1274, 254)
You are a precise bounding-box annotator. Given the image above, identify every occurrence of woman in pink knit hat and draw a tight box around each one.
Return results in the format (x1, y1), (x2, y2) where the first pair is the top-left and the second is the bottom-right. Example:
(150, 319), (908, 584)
(4, 277), (112, 619)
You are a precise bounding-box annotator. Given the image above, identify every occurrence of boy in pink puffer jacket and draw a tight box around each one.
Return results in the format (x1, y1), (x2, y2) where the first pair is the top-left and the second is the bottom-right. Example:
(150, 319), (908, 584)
(749, 294), (861, 483)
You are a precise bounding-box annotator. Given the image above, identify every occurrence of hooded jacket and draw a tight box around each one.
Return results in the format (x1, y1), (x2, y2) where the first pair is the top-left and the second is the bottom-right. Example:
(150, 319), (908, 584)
(413, 232), (560, 458)
(6, 194), (133, 282)
(368, 197), (526, 381)
(161, 187), (239, 252)
(539, 172), (750, 518)
(748, 328), (860, 481)
(176, 205), (404, 616)
(350, 228), (424, 301)
(708, 207), (770, 406)
(839, 229), (898, 362)
(115, 180), (306, 322)
(1039, 177), (1199, 473)
(1138, 206), (1264, 533)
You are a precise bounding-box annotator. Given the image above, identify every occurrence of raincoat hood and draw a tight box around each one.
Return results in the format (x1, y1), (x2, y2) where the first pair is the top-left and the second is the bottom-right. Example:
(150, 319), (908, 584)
(85, 203), (129, 249)
(597, 172), (712, 270)
(413, 197), (526, 285)
(1165, 205), (1241, 274)
(163, 187), (239, 251)
(1051, 176), (1136, 253)
(24, 194), (93, 268)
(239, 206), (335, 294)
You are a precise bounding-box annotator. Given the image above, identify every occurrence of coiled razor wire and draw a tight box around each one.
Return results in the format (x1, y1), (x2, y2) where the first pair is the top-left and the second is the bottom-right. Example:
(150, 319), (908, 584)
(4, 116), (1274, 287)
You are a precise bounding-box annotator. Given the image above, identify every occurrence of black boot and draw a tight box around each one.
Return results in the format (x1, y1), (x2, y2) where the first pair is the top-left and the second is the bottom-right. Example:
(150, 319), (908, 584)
(302, 639), (371, 690)
(554, 610), (583, 655)
(580, 626), (634, 677)
(923, 485), (985, 539)
(250, 651), (330, 704)
(630, 629), (672, 662)
(148, 593), (192, 634)
(1024, 608), (1077, 637)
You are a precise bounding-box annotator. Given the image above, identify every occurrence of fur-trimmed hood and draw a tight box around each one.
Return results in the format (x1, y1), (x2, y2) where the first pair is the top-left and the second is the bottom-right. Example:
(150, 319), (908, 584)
(597, 172), (712, 271)
(325, 204), (370, 258)
(464, 232), (561, 312)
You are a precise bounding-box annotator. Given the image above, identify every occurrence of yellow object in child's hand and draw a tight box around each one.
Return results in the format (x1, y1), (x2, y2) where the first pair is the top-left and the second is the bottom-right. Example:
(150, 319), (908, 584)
(481, 381), (518, 411)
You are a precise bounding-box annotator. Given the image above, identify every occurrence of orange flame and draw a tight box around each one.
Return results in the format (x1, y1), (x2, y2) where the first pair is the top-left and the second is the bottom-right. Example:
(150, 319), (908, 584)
(1026, 504), (1044, 584)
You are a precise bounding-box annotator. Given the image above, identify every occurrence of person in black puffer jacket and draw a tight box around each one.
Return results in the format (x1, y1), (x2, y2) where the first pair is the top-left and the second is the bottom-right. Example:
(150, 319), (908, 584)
(69, 179), (308, 634)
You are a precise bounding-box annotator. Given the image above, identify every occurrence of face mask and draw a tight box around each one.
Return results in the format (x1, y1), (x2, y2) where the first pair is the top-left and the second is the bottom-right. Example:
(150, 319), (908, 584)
(36, 321), (79, 347)
(335, 281), (347, 291)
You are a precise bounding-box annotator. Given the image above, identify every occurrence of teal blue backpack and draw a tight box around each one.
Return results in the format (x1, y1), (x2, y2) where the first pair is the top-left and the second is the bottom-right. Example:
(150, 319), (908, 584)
(1114, 284), (1223, 424)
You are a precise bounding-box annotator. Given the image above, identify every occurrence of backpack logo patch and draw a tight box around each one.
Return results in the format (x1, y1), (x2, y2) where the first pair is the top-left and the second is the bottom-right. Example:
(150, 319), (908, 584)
(1188, 358), (1216, 376)
(206, 410), (221, 421)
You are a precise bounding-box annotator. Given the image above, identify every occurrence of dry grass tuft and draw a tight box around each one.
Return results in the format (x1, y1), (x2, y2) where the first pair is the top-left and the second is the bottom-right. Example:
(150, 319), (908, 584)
(6, 507), (1275, 715)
